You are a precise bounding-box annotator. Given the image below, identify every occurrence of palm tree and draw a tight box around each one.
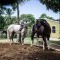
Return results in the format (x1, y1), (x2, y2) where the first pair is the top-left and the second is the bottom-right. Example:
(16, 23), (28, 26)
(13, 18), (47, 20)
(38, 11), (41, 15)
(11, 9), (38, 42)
(5, 8), (14, 25)
(0, 5), (6, 15)
(0, 0), (30, 24)
(5, 8), (14, 17)
(12, 0), (29, 24)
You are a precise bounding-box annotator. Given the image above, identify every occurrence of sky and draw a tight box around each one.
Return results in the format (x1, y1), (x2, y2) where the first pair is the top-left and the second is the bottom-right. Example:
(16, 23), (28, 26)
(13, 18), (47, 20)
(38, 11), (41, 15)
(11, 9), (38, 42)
(12, 0), (59, 19)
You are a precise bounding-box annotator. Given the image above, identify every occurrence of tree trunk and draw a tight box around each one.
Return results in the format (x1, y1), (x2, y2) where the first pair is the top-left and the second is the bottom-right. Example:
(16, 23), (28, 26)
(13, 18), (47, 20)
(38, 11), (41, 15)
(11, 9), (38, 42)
(17, 0), (19, 24)
(17, 1), (21, 42)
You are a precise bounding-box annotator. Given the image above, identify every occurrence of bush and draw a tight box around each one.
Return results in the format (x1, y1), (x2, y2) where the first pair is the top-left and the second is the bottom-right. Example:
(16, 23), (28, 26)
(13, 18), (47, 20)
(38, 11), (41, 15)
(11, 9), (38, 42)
(0, 33), (7, 38)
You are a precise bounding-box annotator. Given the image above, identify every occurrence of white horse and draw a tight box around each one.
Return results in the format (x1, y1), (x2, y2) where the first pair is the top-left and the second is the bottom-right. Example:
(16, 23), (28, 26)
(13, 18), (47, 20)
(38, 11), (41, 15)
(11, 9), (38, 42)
(7, 21), (30, 45)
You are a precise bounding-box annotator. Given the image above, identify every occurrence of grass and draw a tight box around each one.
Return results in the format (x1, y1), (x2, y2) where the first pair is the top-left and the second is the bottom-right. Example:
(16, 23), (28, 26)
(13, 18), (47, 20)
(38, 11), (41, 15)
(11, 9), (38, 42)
(0, 37), (60, 45)
(24, 37), (38, 45)
(50, 41), (60, 45)
(24, 37), (60, 45)
(0, 37), (42, 45)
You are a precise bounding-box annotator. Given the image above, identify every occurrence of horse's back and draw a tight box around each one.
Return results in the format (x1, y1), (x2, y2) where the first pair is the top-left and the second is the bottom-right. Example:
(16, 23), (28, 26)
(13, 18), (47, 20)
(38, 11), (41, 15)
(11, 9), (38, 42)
(7, 24), (21, 33)
(14, 25), (22, 33)
(14, 25), (21, 31)
(7, 24), (15, 32)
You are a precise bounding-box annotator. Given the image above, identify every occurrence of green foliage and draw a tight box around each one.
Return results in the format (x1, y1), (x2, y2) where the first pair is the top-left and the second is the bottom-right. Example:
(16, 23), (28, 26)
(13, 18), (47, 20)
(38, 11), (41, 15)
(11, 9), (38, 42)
(0, 6), (6, 15)
(0, 0), (30, 24)
(40, 13), (47, 18)
(20, 14), (35, 27)
(27, 14), (35, 27)
(11, 17), (17, 23)
(3, 8), (15, 30)
(5, 8), (14, 16)
(0, 15), (5, 30)
(50, 41), (60, 45)
(40, 13), (53, 19)
(0, 0), (17, 5)
(39, 0), (60, 12)
(4, 16), (17, 30)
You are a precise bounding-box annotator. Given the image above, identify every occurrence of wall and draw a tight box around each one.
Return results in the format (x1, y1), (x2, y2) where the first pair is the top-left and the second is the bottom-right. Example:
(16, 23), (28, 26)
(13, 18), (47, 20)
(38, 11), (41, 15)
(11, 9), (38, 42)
(46, 19), (60, 39)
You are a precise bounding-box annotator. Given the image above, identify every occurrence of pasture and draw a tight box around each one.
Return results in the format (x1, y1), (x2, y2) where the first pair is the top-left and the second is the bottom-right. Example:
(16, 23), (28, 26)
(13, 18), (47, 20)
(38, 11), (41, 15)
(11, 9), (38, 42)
(0, 37), (39, 44)
(0, 37), (60, 45)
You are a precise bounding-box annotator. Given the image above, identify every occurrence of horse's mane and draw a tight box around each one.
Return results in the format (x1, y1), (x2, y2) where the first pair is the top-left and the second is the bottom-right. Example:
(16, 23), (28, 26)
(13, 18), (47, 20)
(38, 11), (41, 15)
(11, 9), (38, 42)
(40, 19), (51, 33)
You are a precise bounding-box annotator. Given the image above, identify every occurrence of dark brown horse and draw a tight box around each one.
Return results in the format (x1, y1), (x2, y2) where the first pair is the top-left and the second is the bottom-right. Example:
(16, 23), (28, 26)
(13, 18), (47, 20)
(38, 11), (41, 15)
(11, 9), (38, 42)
(31, 19), (51, 50)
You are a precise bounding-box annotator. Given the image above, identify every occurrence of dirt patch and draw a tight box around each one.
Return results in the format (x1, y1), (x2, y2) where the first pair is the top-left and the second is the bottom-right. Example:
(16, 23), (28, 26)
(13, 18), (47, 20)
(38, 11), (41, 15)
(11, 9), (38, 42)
(0, 43), (60, 60)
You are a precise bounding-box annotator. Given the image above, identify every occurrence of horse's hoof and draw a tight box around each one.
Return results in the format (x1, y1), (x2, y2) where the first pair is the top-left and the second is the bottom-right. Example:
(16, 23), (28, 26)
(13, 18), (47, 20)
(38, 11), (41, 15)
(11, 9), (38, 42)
(10, 43), (12, 45)
(22, 44), (24, 45)
(43, 47), (48, 51)
(30, 44), (33, 47)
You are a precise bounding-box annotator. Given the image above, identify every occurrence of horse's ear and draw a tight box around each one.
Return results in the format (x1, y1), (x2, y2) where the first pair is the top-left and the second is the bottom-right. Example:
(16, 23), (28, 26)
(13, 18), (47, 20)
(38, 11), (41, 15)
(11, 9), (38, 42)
(27, 21), (30, 24)
(43, 21), (46, 23)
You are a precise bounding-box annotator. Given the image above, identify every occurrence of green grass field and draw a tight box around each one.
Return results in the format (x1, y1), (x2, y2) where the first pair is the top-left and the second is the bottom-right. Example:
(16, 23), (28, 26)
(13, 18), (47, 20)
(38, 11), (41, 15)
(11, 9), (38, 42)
(25, 37), (60, 45)
(0, 37), (60, 45)
(49, 41), (60, 45)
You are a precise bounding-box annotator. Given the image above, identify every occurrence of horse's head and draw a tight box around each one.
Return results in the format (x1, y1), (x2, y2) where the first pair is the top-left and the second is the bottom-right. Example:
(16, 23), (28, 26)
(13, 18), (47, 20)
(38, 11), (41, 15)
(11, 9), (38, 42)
(36, 19), (41, 26)
(39, 19), (47, 25)
(23, 21), (30, 28)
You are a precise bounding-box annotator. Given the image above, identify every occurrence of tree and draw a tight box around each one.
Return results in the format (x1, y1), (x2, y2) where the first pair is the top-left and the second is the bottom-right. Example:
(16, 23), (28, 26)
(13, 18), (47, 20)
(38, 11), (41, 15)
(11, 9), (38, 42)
(0, 15), (5, 30)
(5, 8), (14, 17)
(4, 16), (17, 31)
(39, 13), (47, 18)
(11, 16), (17, 23)
(0, 0), (30, 24)
(0, 5), (6, 15)
(5, 8), (14, 24)
(39, 0), (60, 12)
(0, 0), (16, 15)
(20, 14), (35, 27)
(40, 13), (53, 19)
(27, 14), (35, 27)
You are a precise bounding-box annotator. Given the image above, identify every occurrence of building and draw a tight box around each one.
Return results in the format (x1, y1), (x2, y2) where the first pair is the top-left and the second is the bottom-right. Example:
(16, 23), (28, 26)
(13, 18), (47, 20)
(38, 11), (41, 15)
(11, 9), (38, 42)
(45, 18), (60, 40)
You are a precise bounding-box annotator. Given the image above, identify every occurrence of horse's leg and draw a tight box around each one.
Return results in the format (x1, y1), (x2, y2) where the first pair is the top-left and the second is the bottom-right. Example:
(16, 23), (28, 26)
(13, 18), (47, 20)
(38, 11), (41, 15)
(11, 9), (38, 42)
(17, 33), (21, 43)
(17, 34), (19, 42)
(31, 32), (35, 46)
(36, 33), (39, 44)
(42, 36), (48, 50)
(11, 31), (14, 44)
(9, 33), (12, 45)
(21, 33), (25, 45)
(47, 35), (50, 49)
(7, 30), (11, 45)
(7, 29), (9, 39)
(19, 33), (21, 43)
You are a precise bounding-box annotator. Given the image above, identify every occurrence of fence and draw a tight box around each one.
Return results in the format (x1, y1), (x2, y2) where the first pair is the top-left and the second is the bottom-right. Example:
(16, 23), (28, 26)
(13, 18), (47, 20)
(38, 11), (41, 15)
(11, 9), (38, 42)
(0, 30), (7, 39)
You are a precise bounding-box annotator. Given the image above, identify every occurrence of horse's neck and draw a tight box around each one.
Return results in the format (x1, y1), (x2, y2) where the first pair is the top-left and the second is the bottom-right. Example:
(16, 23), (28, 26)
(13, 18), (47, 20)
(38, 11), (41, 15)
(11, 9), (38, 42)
(22, 27), (28, 32)
(24, 27), (28, 30)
